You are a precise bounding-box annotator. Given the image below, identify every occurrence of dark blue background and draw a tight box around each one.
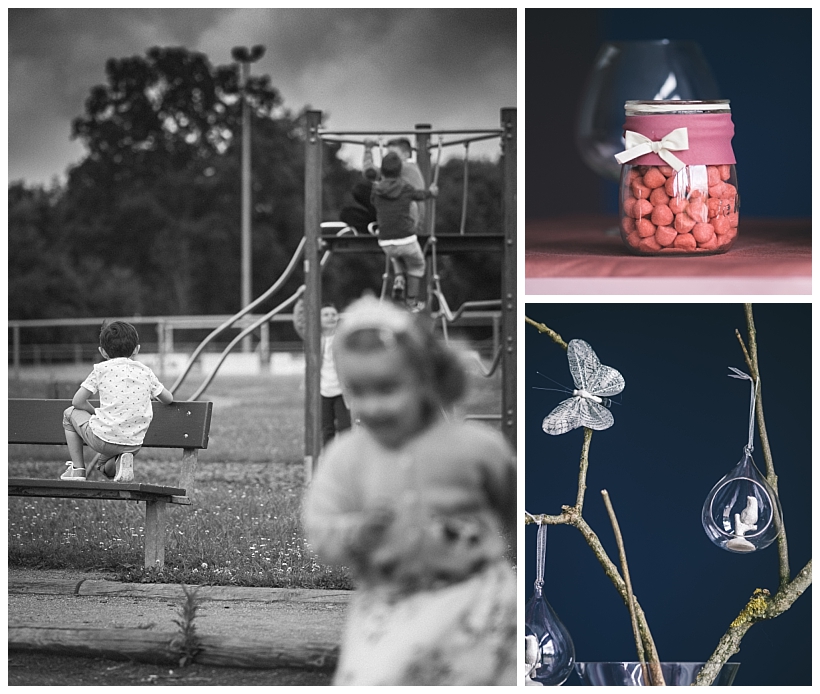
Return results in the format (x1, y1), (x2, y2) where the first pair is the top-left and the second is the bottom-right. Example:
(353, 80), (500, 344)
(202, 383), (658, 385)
(524, 303), (811, 686)
(526, 9), (812, 219)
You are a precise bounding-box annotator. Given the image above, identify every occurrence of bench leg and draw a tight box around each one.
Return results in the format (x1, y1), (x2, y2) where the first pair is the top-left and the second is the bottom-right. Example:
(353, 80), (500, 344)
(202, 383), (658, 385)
(144, 500), (168, 569)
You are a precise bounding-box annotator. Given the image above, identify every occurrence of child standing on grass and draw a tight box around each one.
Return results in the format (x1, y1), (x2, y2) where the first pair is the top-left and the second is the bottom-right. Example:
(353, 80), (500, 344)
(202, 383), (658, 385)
(371, 151), (438, 312)
(303, 297), (516, 685)
(292, 298), (352, 445)
(60, 320), (173, 482)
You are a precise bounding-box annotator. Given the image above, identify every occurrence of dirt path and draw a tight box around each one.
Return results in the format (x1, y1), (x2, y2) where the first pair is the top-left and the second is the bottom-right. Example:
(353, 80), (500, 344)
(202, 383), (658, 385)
(8, 652), (333, 686)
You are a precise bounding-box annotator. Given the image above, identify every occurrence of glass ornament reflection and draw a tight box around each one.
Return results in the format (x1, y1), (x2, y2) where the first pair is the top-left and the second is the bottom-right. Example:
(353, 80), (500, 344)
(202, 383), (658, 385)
(702, 450), (783, 553)
(525, 524), (575, 685)
(525, 624), (540, 683)
(575, 661), (741, 686)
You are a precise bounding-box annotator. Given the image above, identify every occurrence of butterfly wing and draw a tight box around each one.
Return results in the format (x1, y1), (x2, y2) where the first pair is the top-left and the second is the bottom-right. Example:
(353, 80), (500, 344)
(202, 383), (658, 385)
(587, 364), (625, 398)
(577, 398), (615, 431)
(542, 397), (583, 436)
(567, 338), (625, 398)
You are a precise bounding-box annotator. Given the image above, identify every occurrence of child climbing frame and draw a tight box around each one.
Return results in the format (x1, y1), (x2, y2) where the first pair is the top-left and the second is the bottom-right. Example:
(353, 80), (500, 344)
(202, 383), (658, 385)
(301, 108), (517, 479)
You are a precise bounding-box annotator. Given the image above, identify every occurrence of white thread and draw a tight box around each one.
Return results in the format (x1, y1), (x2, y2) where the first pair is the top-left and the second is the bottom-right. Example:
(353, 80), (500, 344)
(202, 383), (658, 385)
(535, 523), (548, 589)
(728, 367), (758, 454)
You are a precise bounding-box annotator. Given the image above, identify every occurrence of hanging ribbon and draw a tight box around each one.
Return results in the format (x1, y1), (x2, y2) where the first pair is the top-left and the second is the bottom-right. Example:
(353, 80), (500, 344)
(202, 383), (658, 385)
(728, 367), (758, 454)
(614, 127), (689, 172)
(535, 521), (547, 590)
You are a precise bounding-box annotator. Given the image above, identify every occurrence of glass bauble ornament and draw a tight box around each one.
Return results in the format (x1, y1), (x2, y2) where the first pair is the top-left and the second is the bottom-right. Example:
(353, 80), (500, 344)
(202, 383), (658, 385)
(525, 585), (576, 685)
(702, 450), (783, 553)
(525, 523), (575, 685)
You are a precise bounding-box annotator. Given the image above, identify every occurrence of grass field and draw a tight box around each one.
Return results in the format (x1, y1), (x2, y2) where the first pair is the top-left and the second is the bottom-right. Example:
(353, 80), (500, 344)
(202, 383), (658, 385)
(8, 362), (504, 588)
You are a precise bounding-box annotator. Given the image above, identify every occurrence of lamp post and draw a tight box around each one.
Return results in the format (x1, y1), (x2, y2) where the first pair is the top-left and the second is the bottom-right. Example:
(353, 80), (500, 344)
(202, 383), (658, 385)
(231, 45), (265, 352)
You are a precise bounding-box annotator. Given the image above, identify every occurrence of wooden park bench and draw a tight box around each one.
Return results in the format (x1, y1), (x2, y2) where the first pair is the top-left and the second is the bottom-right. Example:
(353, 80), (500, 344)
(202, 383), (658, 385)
(8, 399), (213, 569)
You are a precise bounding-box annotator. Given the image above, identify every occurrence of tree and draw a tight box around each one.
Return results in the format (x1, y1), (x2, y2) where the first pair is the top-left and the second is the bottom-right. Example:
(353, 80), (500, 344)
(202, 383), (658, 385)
(8, 181), (145, 352)
(61, 46), (355, 316)
(8, 183), (69, 321)
(433, 158), (504, 312)
(64, 47), (267, 314)
(10, 45), (504, 325)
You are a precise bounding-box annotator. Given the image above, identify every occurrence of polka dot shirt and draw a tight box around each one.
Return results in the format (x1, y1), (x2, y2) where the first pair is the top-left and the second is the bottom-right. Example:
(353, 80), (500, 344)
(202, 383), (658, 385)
(81, 358), (165, 446)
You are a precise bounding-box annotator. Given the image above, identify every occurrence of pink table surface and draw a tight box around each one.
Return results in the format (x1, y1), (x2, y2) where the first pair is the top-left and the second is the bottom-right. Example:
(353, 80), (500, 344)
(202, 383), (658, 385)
(525, 216), (811, 296)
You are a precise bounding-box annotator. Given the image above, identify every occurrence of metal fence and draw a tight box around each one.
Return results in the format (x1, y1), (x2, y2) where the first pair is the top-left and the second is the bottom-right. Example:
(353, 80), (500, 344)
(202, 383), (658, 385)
(8, 311), (501, 380)
(8, 314), (294, 378)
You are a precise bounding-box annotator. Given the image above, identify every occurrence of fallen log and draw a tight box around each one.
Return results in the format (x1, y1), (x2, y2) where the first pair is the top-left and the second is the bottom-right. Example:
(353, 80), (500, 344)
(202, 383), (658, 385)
(8, 625), (339, 671)
(7, 578), (81, 595)
(77, 581), (350, 605)
(9, 578), (351, 605)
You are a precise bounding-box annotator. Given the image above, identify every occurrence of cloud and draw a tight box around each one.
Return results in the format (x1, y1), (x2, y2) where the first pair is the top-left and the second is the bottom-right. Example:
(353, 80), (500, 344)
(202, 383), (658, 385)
(194, 9), (517, 165)
(9, 9), (228, 119)
(196, 9), (515, 117)
(8, 8), (516, 184)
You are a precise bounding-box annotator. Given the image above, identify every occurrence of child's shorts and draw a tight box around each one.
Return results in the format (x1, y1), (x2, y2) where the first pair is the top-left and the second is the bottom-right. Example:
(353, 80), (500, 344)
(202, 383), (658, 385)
(62, 406), (141, 461)
(380, 238), (426, 277)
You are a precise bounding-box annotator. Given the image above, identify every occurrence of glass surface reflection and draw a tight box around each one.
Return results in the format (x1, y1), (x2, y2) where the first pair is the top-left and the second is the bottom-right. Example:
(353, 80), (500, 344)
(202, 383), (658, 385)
(577, 40), (720, 182)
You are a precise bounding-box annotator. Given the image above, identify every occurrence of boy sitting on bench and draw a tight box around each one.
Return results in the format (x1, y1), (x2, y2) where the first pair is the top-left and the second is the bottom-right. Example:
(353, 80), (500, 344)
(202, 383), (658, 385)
(60, 320), (173, 482)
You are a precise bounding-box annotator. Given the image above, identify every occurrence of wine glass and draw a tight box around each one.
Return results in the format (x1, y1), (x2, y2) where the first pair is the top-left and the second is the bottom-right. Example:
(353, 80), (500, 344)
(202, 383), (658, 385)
(577, 40), (720, 183)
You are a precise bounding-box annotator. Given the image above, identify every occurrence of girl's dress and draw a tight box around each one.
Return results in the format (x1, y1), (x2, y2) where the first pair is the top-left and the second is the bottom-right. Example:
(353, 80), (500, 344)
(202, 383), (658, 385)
(303, 416), (517, 685)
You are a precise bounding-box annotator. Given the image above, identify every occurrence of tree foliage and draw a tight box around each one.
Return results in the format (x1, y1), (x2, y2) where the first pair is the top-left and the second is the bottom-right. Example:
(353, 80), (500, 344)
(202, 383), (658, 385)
(9, 46), (505, 326)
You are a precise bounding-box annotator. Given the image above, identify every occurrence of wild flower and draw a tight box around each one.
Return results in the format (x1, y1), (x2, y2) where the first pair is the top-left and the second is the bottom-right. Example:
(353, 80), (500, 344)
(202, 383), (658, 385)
(9, 456), (353, 588)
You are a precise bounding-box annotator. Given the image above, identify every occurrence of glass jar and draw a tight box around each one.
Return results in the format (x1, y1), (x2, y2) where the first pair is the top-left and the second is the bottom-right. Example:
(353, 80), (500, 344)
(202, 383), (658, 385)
(615, 100), (739, 256)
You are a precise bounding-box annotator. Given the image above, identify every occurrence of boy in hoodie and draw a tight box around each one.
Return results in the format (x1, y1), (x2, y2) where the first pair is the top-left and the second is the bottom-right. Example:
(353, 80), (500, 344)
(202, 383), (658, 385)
(371, 151), (438, 311)
(363, 137), (427, 233)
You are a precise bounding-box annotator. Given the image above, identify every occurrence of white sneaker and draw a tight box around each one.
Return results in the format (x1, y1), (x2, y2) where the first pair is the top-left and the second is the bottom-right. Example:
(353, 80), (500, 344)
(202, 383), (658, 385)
(60, 462), (87, 481)
(113, 453), (134, 483)
(392, 274), (406, 302)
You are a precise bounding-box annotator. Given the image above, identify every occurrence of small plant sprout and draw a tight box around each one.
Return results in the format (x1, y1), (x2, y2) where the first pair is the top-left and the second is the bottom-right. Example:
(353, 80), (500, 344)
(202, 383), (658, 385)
(170, 584), (202, 667)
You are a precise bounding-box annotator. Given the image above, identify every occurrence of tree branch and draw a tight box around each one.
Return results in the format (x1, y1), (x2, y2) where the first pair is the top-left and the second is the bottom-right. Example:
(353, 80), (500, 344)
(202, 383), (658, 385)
(575, 428), (593, 514)
(742, 305), (777, 487)
(572, 514), (664, 669)
(524, 317), (663, 672)
(526, 310), (810, 688)
(694, 305), (808, 684)
(602, 490), (664, 686)
(740, 305), (790, 586)
(525, 316), (568, 350)
(693, 560), (812, 686)
(524, 508), (666, 671)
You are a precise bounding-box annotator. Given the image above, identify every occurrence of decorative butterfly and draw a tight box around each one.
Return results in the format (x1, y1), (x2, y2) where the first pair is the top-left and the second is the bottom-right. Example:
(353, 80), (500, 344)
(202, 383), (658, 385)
(541, 339), (625, 436)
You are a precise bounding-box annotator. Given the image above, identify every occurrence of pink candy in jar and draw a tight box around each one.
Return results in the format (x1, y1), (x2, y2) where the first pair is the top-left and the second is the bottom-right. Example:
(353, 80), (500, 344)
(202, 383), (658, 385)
(615, 100), (739, 256)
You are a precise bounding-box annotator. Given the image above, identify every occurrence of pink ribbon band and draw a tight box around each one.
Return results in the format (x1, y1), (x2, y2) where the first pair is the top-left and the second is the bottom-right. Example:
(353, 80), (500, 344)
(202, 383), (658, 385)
(620, 112), (736, 167)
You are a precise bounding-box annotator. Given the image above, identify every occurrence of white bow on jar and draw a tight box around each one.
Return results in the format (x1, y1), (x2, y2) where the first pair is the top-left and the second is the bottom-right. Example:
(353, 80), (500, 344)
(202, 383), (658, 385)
(614, 127), (689, 172)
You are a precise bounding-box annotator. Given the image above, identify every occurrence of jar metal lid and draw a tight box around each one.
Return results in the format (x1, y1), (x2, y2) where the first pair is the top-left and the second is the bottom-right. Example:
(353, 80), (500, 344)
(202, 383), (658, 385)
(625, 99), (731, 116)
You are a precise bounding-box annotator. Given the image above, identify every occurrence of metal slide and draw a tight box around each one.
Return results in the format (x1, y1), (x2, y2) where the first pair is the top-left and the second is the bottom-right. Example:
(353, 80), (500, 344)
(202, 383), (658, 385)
(171, 227), (355, 401)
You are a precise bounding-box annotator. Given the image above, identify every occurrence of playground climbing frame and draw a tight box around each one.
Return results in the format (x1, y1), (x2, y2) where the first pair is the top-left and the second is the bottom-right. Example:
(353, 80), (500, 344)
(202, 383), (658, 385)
(302, 108), (516, 480)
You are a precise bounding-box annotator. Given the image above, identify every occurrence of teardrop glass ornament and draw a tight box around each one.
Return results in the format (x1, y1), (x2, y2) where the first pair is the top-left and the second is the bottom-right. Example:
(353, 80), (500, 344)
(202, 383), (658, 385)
(702, 450), (783, 553)
(525, 583), (576, 685)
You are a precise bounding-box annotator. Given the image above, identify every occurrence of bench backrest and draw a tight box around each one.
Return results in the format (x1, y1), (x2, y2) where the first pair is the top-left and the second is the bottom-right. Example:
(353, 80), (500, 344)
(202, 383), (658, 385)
(8, 399), (212, 449)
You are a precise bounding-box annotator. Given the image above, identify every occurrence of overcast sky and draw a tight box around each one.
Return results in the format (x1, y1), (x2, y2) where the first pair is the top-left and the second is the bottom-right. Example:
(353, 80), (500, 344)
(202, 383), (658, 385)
(8, 8), (517, 186)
